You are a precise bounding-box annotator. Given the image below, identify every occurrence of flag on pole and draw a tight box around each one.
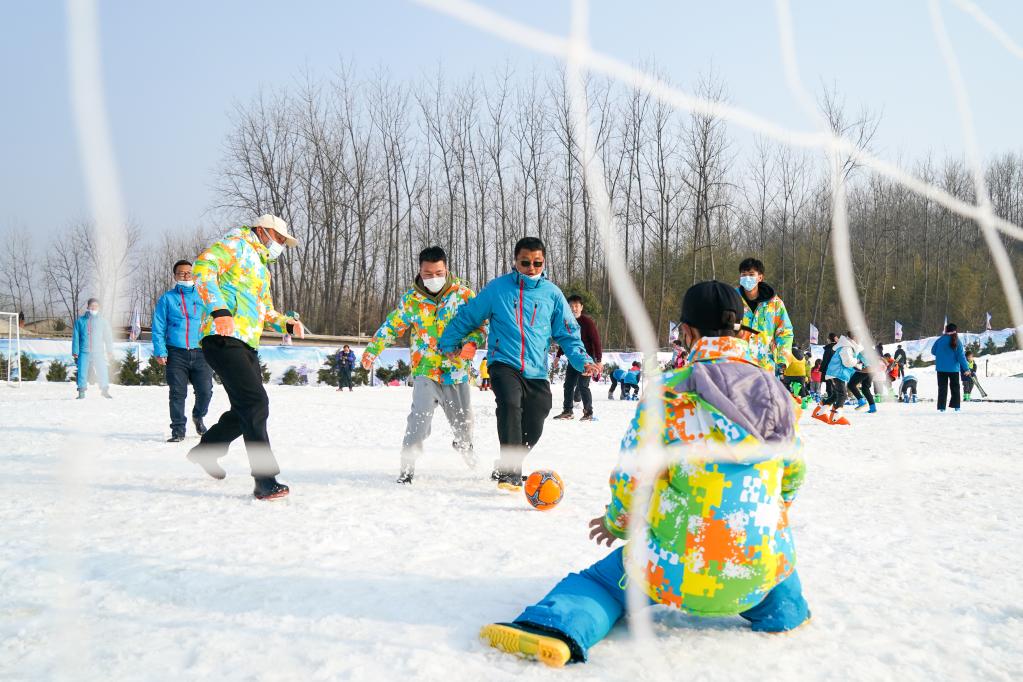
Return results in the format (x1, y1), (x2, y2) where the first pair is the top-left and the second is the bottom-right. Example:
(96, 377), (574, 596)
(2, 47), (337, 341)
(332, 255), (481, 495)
(808, 323), (819, 345)
(894, 321), (903, 342)
(129, 305), (141, 342)
(668, 321), (679, 342)
(985, 312), (992, 331)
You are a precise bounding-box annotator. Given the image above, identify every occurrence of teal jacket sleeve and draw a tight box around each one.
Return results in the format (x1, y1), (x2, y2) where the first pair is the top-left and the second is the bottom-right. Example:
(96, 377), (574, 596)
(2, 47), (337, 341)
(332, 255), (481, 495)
(438, 286), (493, 353)
(152, 294), (168, 358)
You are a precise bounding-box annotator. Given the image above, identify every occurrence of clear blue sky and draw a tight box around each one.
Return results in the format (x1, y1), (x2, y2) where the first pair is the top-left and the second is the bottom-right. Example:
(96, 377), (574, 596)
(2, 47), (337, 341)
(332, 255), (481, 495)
(3, 1), (1022, 241)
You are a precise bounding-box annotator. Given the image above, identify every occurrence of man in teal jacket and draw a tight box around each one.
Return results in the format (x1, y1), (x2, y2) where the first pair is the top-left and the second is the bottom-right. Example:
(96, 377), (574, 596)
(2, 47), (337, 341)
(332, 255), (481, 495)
(71, 297), (114, 399)
(152, 259), (213, 442)
(439, 237), (601, 490)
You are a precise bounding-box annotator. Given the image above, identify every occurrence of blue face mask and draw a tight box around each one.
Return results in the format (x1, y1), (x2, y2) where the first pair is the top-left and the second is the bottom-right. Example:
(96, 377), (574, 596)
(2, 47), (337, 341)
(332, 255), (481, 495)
(739, 275), (758, 292)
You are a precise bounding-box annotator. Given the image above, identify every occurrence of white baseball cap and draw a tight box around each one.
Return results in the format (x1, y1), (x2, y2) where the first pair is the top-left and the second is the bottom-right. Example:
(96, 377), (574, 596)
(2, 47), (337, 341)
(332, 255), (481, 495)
(253, 214), (298, 247)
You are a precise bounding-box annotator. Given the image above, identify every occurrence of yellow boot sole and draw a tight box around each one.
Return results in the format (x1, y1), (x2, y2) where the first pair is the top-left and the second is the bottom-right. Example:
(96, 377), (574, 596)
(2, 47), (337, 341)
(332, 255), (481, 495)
(480, 623), (571, 668)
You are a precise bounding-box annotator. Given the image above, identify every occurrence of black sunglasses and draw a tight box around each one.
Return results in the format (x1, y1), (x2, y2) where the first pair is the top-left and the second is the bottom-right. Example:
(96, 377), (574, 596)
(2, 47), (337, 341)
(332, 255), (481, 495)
(518, 260), (544, 268)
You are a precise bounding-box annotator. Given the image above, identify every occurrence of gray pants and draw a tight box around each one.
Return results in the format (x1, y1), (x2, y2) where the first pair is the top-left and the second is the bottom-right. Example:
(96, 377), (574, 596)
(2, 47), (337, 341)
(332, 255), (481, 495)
(401, 376), (474, 467)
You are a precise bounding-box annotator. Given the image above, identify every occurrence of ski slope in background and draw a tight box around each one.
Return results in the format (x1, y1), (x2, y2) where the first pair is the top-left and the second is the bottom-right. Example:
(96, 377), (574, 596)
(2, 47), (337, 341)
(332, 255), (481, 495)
(1, 374), (1020, 681)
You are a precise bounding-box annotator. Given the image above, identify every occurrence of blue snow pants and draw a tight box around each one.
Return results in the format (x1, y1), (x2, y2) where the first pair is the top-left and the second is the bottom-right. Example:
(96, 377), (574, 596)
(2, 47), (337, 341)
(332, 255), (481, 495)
(76, 352), (109, 391)
(514, 547), (809, 662)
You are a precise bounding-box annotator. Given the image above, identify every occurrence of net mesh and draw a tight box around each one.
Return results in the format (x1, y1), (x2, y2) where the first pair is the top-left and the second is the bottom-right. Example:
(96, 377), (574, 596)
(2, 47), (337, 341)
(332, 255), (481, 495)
(60, 0), (1023, 671)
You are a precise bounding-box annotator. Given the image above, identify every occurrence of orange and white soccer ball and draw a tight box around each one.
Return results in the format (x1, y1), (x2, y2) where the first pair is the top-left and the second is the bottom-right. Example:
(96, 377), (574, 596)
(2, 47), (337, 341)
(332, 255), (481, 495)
(524, 470), (564, 510)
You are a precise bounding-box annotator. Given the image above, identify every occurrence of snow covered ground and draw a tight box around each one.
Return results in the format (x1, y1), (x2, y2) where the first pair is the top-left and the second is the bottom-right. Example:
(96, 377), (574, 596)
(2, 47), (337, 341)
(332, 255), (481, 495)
(1, 375), (1021, 681)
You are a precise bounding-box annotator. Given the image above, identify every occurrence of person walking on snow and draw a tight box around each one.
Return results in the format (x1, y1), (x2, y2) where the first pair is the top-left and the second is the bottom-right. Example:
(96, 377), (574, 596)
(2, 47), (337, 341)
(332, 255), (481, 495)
(152, 259), (214, 442)
(480, 281), (809, 667)
(815, 331), (862, 425)
(438, 237), (600, 491)
(336, 344), (356, 391)
(817, 333), (839, 405)
(847, 346), (876, 414)
(553, 294), (602, 421)
(479, 357), (491, 391)
(736, 257), (794, 371)
(361, 246), (486, 484)
(72, 297), (114, 400)
(932, 323), (971, 412)
(186, 215), (304, 500)
(894, 344), (907, 378)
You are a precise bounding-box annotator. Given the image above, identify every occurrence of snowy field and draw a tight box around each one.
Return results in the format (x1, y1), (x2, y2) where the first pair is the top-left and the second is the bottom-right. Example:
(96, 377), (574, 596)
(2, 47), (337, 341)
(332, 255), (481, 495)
(2, 371), (1022, 681)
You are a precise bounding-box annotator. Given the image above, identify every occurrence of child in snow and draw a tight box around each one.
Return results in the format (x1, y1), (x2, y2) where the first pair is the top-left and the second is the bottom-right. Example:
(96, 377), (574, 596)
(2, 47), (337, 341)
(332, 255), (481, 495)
(899, 373), (918, 403)
(621, 361), (641, 400)
(480, 281), (809, 667)
(809, 359), (823, 400)
(607, 367), (624, 400)
(962, 351), (977, 401)
(479, 357), (491, 391)
(782, 347), (807, 397)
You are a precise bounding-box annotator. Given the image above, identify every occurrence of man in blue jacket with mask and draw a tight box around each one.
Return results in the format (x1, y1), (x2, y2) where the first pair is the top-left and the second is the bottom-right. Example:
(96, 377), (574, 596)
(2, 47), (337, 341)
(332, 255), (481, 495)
(152, 259), (214, 442)
(72, 297), (114, 400)
(439, 237), (601, 490)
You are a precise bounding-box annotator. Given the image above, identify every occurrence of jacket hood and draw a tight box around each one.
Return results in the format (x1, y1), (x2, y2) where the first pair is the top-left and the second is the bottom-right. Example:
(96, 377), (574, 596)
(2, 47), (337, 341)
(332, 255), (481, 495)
(413, 272), (455, 301)
(679, 337), (794, 443)
(835, 335), (861, 353)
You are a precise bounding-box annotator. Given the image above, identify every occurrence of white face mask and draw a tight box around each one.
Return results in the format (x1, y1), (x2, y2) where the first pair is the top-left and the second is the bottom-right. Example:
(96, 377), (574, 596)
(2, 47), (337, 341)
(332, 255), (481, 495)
(265, 239), (285, 262)
(176, 280), (195, 288)
(525, 272), (543, 282)
(89, 309), (99, 316)
(422, 276), (446, 293)
(739, 275), (758, 291)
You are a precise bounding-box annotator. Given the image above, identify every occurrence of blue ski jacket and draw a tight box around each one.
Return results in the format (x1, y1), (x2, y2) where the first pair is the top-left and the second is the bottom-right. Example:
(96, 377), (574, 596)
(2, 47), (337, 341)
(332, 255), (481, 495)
(152, 284), (207, 357)
(72, 312), (113, 356)
(438, 270), (591, 380)
(931, 335), (970, 373)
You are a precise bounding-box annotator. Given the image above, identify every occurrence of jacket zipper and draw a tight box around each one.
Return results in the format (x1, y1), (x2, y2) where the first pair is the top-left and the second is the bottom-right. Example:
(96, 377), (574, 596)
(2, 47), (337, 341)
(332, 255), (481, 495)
(179, 289), (191, 350)
(530, 303), (537, 326)
(518, 279), (526, 372)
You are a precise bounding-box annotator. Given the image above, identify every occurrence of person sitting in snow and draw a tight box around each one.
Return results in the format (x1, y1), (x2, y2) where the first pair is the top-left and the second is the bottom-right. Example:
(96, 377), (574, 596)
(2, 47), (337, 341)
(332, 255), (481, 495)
(480, 281), (809, 667)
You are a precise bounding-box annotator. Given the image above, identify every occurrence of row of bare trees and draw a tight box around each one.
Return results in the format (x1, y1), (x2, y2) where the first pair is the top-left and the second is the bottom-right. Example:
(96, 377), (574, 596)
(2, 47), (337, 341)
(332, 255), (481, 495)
(3, 63), (1022, 346)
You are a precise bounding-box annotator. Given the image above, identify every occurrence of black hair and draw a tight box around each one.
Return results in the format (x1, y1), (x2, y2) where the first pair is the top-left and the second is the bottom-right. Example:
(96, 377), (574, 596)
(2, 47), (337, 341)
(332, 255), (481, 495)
(87, 297), (99, 306)
(173, 259), (192, 274)
(419, 246), (447, 265)
(945, 322), (959, 350)
(738, 257), (764, 275)
(567, 294), (584, 305)
(514, 237), (546, 257)
(844, 330), (853, 340)
(828, 332), (839, 342)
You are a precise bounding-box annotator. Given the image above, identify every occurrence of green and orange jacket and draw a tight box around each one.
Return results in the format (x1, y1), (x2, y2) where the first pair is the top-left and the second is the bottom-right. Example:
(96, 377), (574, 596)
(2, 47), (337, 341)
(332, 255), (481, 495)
(364, 275), (486, 385)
